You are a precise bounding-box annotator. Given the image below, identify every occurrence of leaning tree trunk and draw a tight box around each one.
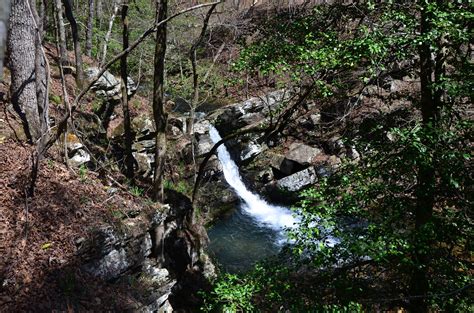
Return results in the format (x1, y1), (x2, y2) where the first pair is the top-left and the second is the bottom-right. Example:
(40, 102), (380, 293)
(85, 0), (94, 57)
(0, 0), (11, 80)
(62, 0), (84, 88)
(121, 0), (134, 181)
(152, 0), (168, 202)
(8, 0), (41, 140)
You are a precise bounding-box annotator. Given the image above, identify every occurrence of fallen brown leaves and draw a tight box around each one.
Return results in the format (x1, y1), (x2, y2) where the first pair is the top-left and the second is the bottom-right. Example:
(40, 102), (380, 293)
(0, 139), (154, 311)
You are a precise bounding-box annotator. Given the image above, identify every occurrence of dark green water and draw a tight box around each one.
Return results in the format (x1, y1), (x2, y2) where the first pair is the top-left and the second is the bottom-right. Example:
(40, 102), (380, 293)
(207, 203), (283, 273)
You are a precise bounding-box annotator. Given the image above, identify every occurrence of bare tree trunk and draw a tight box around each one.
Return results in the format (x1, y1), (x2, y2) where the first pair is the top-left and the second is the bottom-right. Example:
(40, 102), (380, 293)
(187, 3), (218, 190)
(0, 0), (11, 80)
(85, 0), (94, 57)
(38, 0), (45, 39)
(54, 0), (69, 66)
(152, 0), (168, 202)
(187, 3), (218, 133)
(62, 0), (84, 88)
(96, 0), (103, 29)
(121, 0), (134, 182)
(409, 3), (441, 312)
(203, 42), (225, 83)
(100, 0), (119, 66)
(29, 0), (49, 136)
(8, 0), (41, 140)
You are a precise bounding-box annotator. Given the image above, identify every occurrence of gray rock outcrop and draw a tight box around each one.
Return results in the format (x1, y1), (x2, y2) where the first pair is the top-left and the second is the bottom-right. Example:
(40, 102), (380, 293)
(276, 167), (318, 191)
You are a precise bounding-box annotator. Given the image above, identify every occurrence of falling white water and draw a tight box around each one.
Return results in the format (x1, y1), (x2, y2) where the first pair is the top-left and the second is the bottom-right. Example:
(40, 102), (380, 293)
(209, 125), (298, 231)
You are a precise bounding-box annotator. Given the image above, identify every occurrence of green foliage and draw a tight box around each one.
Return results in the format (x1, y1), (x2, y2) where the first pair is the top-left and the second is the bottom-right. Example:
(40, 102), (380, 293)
(111, 209), (125, 220)
(91, 99), (102, 113)
(129, 185), (144, 197)
(204, 2), (473, 311)
(201, 273), (259, 313)
(78, 164), (88, 182)
(164, 179), (192, 196)
(202, 263), (366, 312)
(49, 94), (62, 105)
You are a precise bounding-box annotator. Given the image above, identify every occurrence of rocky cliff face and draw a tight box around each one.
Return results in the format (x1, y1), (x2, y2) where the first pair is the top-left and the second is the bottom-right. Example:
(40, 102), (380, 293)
(75, 191), (214, 312)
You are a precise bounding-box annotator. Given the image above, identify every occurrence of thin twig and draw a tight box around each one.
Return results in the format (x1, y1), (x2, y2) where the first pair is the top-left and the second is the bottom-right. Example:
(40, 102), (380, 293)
(23, 188), (29, 240)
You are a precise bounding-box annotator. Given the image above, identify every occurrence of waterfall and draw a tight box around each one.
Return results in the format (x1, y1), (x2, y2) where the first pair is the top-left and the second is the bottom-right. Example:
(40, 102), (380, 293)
(209, 125), (298, 231)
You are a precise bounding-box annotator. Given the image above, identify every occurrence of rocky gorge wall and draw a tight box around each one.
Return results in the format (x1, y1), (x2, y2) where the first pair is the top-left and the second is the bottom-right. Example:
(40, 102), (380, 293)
(59, 66), (418, 311)
(74, 190), (215, 312)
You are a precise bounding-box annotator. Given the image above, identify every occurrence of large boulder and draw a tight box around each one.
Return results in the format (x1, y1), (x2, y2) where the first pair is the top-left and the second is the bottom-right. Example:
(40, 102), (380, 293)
(86, 67), (119, 92)
(285, 142), (322, 166)
(276, 167), (318, 192)
(268, 152), (305, 178)
(212, 89), (294, 136)
(86, 67), (137, 100)
(196, 134), (214, 157)
(266, 143), (322, 178)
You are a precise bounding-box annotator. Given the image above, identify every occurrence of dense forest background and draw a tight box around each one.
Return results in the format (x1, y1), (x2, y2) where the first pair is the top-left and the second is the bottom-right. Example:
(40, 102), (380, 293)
(0, 0), (472, 312)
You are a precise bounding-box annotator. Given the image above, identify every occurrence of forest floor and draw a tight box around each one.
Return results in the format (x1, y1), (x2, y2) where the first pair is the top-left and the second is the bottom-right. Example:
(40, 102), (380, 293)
(0, 106), (159, 311)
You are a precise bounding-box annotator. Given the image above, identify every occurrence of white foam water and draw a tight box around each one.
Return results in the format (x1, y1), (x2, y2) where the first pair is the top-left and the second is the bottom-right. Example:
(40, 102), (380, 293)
(209, 125), (298, 231)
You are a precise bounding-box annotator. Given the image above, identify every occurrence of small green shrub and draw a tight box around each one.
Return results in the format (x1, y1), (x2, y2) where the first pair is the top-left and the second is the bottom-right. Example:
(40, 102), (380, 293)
(49, 94), (62, 105)
(130, 185), (144, 197)
(201, 274), (259, 313)
(78, 164), (88, 182)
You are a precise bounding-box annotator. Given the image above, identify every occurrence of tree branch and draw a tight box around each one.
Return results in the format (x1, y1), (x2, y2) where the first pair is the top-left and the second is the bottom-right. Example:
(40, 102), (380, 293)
(39, 0), (223, 160)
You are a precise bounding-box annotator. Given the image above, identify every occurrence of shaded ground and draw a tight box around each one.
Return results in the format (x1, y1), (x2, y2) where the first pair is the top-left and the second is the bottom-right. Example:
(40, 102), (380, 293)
(0, 132), (162, 311)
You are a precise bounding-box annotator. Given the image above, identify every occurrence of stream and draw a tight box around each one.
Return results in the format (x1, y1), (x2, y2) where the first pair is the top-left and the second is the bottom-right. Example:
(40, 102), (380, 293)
(207, 125), (298, 273)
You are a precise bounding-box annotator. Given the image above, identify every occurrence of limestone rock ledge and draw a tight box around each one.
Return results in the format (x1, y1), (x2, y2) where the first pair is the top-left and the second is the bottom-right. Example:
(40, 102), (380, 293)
(76, 198), (212, 312)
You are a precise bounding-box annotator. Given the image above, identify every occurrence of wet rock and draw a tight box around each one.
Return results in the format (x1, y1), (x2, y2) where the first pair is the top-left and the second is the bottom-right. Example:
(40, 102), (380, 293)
(240, 141), (265, 162)
(276, 167), (318, 192)
(257, 169), (274, 184)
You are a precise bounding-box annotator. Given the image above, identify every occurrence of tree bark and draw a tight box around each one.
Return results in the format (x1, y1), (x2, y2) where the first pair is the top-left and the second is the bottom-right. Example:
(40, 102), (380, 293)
(29, 0), (48, 136)
(38, 0), (45, 39)
(54, 0), (69, 66)
(96, 0), (103, 29)
(187, 3), (218, 135)
(62, 0), (84, 88)
(100, 0), (119, 66)
(0, 0), (11, 80)
(409, 3), (441, 312)
(152, 0), (168, 202)
(121, 0), (134, 182)
(8, 0), (41, 140)
(86, 0), (94, 57)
